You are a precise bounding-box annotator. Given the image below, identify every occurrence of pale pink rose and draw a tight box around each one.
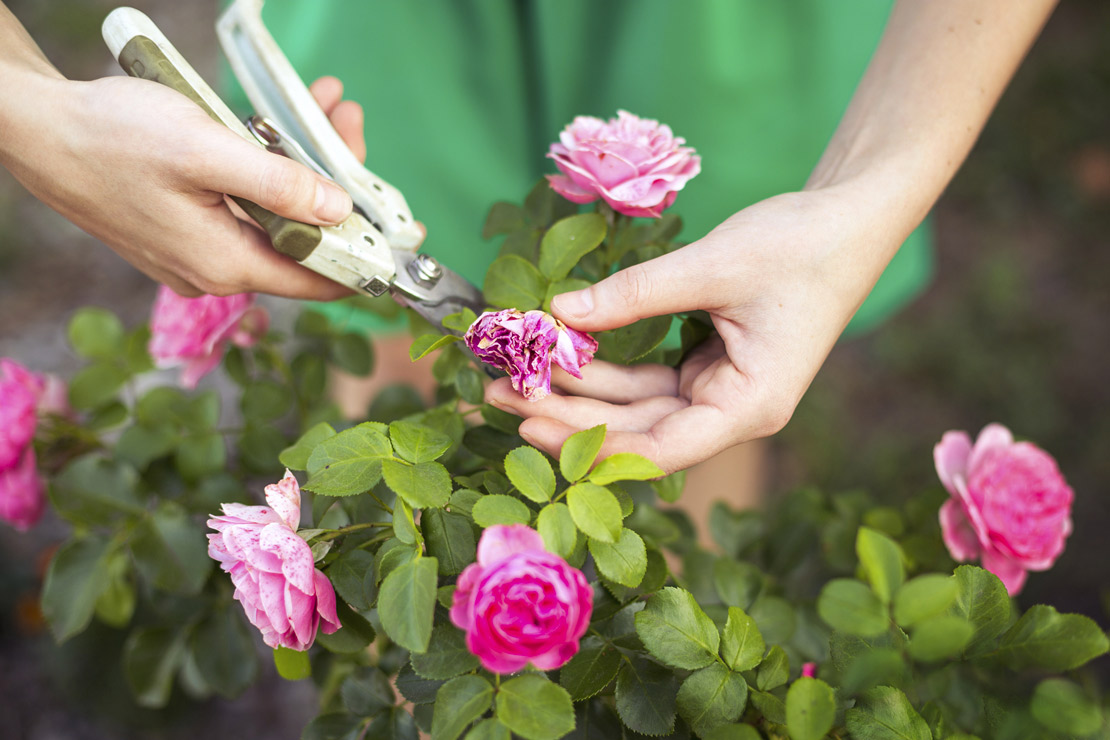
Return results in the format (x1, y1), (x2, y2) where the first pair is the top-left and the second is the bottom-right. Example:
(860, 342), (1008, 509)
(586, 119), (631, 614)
(207, 470), (339, 650)
(450, 524), (592, 674)
(464, 309), (597, 401)
(0, 449), (45, 531)
(935, 424), (1073, 595)
(148, 286), (270, 389)
(546, 110), (701, 218)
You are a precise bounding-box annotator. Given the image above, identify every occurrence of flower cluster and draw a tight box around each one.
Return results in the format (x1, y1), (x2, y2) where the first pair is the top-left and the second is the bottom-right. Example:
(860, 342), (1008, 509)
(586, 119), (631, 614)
(149, 286), (269, 389)
(451, 525), (592, 673)
(935, 424), (1073, 595)
(0, 359), (66, 530)
(207, 470), (340, 651)
(547, 110), (700, 218)
(464, 309), (597, 401)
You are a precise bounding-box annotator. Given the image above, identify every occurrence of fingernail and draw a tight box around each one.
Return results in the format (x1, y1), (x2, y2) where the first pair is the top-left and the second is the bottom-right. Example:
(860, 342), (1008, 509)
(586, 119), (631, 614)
(552, 289), (593, 319)
(519, 429), (537, 446)
(314, 182), (352, 223)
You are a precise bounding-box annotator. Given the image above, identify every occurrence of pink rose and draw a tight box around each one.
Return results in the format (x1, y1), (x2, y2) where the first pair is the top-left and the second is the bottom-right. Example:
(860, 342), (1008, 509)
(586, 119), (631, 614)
(935, 423), (1073, 595)
(207, 470), (340, 650)
(0, 360), (39, 470)
(801, 662), (818, 678)
(0, 449), (45, 531)
(546, 110), (701, 218)
(450, 524), (592, 674)
(148, 286), (270, 389)
(464, 309), (598, 401)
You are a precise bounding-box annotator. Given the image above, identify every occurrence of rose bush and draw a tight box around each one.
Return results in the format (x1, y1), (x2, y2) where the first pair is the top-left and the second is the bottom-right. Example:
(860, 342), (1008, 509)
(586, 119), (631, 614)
(935, 423), (1073, 595)
(450, 524), (592, 673)
(464, 308), (597, 401)
(547, 110), (700, 218)
(149, 286), (269, 388)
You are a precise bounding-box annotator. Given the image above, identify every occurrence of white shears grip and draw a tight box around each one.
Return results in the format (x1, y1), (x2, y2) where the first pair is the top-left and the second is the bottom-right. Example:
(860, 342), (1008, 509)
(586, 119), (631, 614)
(217, 0), (423, 251)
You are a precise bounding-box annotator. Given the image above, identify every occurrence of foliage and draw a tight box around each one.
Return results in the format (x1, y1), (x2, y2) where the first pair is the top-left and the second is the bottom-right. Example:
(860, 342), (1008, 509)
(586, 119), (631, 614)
(30, 182), (1110, 739)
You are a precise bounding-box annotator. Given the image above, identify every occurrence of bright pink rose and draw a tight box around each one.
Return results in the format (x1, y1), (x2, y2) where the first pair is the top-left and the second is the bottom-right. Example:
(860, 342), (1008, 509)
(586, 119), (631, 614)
(801, 662), (818, 678)
(546, 110), (701, 218)
(148, 286), (269, 389)
(464, 309), (598, 401)
(0, 449), (45, 531)
(935, 423), (1073, 595)
(450, 524), (592, 674)
(0, 360), (39, 470)
(207, 470), (340, 651)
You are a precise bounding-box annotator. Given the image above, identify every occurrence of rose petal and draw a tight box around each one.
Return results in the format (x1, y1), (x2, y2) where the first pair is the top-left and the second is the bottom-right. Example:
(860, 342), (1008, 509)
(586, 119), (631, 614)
(477, 524), (547, 565)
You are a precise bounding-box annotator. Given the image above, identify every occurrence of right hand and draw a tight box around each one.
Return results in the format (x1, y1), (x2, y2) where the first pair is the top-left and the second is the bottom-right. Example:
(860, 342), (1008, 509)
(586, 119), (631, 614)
(1, 71), (361, 299)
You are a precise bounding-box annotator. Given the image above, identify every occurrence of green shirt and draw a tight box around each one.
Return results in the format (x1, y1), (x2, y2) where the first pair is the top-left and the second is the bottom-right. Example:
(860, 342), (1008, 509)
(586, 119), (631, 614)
(239, 0), (931, 335)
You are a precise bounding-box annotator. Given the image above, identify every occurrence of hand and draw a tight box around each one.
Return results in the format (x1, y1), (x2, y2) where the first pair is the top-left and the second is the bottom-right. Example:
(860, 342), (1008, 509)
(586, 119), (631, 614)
(1, 70), (363, 299)
(484, 186), (898, 473)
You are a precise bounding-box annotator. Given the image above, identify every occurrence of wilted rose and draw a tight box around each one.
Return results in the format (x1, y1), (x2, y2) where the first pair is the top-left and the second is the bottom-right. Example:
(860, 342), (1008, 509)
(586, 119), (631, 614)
(464, 309), (597, 401)
(207, 470), (340, 650)
(450, 524), (592, 674)
(935, 423), (1073, 595)
(0, 449), (44, 531)
(148, 286), (269, 389)
(547, 110), (700, 218)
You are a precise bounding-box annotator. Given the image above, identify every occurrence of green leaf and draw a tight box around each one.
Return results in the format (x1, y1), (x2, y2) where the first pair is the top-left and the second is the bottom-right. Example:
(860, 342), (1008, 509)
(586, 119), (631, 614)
(566, 482), (622, 543)
(329, 331), (374, 375)
(587, 452), (664, 486)
(654, 469), (686, 504)
(411, 333), (463, 361)
(68, 307), (124, 359)
(483, 255), (547, 310)
(301, 714), (364, 740)
(383, 460), (453, 509)
(559, 424), (606, 482)
(124, 626), (187, 708)
(448, 488), (482, 518)
(68, 363), (127, 410)
(327, 549), (377, 611)
(893, 574), (957, 628)
(992, 604), (1110, 671)
(908, 615), (973, 662)
(242, 379), (293, 422)
(1030, 678), (1103, 736)
(750, 690), (786, 725)
(472, 494), (532, 527)
(341, 667), (395, 716)
(175, 432), (227, 480)
(748, 595), (797, 646)
(756, 645), (789, 691)
(422, 508), (476, 576)
(589, 527), (647, 588)
(817, 579), (889, 637)
(702, 726), (762, 740)
(838, 648), (906, 697)
(676, 663), (748, 736)
(559, 639), (621, 700)
(292, 351), (328, 400)
(713, 559), (763, 611)
(483, 201), (527, 239)
(609, 315), (672, 363)
(536, 503), (577, 559)
(432, 675), (494, 740)
(845, 686), (931, 740)
(391, 421), (453, 464)
(94, 550), (135, 628)
(412, 624), (480, 680)
(49, 453), (143, 526)
(316, 600), (377, 654)
(130, 503), (213, 595)
(615, 656), (678, 736)
(442, 307), (478, 334)
(455, 366), (486, 405)
(538, 213), (607, 281)
(542, 278), (592, 312)
(191, 605), (258, 697)
(856, 526), (905, 604)
(635, 587), (721, 670)
(393, 497), (421, 546)
(115, 423), (177, 470)
(41, 535), (114, 642)
(463, 719), (511, 740)
(785, 677), (836, 740)
(504, 446), (556, 503)
(720, 607), (764, 672)
(280, 422), (337, 470)
(526, 177), (577, 227)
(948, 565), (1011, 651)
(379, 557), (438, 653)
(305, 423), (393, 496)
(274, 647), (312, 681)
(496, 675), (575, 740)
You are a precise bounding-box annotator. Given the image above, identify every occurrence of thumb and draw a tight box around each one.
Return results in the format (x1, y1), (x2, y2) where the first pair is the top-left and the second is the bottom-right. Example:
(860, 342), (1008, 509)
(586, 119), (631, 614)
(550, 249), (698, 332)
(197, 126), (353, 225)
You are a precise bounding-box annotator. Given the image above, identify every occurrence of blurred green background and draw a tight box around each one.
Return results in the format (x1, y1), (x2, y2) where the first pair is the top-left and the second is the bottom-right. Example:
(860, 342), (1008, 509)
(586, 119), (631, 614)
(1, 0), (1108, 737)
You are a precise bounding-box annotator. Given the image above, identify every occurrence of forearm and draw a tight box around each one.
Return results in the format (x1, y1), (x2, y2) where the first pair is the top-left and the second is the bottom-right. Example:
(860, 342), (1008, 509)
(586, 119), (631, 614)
(0, 3), (67, 166)
(808, 0), (1057, 248)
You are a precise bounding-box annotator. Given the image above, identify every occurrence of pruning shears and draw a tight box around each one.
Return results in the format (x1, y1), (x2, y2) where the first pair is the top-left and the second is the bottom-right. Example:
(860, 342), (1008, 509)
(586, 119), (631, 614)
(101, 0), (485, 334)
